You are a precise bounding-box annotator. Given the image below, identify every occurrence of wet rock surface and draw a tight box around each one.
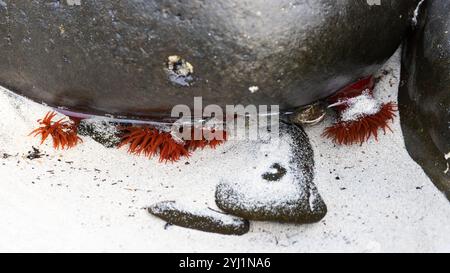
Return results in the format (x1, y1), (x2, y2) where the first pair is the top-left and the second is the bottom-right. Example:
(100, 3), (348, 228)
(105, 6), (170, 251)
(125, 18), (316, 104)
(399, 0), (450, 200)
(215, 123), (327, 224)
(0, 0), (418, 119)
(148, 201), (250, 236)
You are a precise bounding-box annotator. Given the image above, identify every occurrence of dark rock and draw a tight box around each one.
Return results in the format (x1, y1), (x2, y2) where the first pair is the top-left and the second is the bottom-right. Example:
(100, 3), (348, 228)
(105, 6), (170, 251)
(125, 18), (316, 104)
(215, 123), (327, 224)
(0, 1), (418, 119)
(77, 119), (121, 148)
(26, 146), (44, 160)
(148, 201), (250, 236)
(399, 0), (450, 200)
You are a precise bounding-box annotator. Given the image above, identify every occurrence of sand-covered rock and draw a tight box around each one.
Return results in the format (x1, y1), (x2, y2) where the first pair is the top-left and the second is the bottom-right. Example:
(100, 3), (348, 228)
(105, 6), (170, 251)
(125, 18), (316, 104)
(215, 123), (327, 224)
(148, 201), (250, 236)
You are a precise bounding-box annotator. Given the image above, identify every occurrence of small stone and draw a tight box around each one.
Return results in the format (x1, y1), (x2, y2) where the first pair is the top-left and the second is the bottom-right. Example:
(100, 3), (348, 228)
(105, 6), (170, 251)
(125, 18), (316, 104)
(26, 147), (44, 160)
(77, 119), (121, 148)
(148, 201), (250, 236)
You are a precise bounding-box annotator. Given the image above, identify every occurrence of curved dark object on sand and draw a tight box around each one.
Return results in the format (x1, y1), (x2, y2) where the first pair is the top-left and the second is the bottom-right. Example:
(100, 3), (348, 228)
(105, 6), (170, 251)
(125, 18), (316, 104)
(0, 0), (418, 119)
(399, 0), (450, 200)
(148, 201), (250, 236)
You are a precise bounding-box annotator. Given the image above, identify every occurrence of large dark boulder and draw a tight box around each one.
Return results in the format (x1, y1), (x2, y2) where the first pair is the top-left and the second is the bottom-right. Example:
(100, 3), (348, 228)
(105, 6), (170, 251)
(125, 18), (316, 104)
(0, 0), (419, 119)
(399, 0), (450, 200)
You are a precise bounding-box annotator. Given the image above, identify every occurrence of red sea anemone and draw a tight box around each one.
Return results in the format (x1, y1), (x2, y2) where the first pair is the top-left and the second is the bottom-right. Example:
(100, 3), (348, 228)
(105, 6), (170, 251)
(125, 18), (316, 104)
(118, 126), (227, 163)
(29, 111), (82, 149)
(322, 102), (397, 145)
(322, 76), (397, 145)
(31, 111), (227, 163)
(118, 126), (191, 163)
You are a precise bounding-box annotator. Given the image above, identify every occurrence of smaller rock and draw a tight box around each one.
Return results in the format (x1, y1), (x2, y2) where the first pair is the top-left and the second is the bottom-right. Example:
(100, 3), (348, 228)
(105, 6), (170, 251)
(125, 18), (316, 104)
(215, 123), (327, 224)
(26, 146), (44, 160)
(148, 201), (250, 236)
(77, 119), (121, 148)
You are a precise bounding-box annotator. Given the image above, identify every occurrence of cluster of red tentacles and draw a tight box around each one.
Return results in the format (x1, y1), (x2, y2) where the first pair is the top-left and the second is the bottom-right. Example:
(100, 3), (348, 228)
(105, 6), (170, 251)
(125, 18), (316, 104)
(29, 111), (82, 149)
(183, 128), (228, 151)
(322, 102), (397, 145)
(118, 126), (227, 163)
(118, 127), (189, 163)
(322, 76), (398, 145)
(30, 112), (227, 163)
(30, 111), (227, 163)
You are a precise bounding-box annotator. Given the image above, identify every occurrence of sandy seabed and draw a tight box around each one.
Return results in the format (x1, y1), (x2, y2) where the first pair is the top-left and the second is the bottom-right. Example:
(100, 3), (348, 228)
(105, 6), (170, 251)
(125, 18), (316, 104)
(0, 49), (449, 253)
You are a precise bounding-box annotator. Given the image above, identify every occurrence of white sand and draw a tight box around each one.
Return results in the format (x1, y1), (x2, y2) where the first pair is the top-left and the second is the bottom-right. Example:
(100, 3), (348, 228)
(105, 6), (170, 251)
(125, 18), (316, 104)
(0, 49), (449, 253)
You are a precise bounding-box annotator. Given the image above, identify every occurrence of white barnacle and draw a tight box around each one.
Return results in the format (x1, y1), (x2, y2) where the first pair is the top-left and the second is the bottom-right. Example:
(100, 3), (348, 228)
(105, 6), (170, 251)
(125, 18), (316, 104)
(249, 86), (259, 94)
